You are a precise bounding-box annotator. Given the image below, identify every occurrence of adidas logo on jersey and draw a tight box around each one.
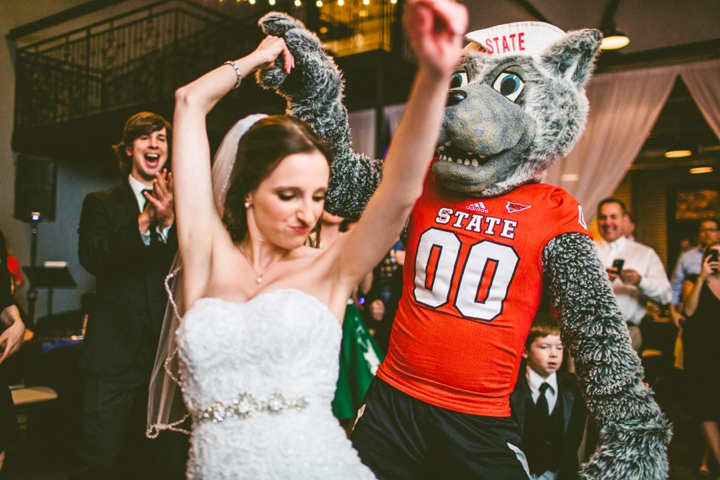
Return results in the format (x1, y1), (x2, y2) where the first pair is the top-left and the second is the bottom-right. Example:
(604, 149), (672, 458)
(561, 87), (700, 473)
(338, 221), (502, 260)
(506, 202), (531, 213)
(466, 201), (488, 213)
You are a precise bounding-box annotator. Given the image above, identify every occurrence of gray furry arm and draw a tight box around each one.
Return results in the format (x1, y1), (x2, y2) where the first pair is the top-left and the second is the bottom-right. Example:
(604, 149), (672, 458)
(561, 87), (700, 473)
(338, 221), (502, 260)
(256, 13), (382, 219)
(542, 233), (671, 480)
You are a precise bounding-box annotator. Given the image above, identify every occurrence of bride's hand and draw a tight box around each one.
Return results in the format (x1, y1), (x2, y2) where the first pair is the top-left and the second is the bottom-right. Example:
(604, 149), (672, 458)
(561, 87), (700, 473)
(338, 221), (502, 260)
(404, 0), (467, 79)
(252, 36), (295, 74)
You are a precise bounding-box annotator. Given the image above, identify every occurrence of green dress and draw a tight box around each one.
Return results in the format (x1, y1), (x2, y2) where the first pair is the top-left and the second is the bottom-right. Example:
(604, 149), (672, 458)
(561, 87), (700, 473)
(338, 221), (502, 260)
(332, 301), (384, 420)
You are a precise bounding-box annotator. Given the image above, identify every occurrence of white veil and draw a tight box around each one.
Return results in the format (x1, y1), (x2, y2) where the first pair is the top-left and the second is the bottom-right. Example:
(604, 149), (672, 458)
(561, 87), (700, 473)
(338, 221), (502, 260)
(147, 114), (268, 437)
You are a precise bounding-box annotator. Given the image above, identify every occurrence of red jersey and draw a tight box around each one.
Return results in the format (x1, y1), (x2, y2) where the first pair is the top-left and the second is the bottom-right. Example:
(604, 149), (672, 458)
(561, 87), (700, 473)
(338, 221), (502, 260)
(377, 172), (590, 416)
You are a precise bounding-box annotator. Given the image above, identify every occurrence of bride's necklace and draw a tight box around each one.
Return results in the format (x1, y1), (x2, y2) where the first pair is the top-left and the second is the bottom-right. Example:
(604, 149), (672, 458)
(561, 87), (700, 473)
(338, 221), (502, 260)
(241, 247), (290, 284)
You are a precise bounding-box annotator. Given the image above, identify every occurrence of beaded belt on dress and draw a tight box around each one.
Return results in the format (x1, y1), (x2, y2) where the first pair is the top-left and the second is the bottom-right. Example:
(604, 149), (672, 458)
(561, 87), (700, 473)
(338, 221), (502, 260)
(195, 393), (309, 425)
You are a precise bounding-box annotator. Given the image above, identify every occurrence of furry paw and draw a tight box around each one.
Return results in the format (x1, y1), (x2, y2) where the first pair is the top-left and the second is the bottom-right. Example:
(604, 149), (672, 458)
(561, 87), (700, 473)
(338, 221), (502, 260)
(256, 12), (303, 90)
(581, 418), (672, 480)
(258, 12), (306, 37)
(256, 13), (329, 93)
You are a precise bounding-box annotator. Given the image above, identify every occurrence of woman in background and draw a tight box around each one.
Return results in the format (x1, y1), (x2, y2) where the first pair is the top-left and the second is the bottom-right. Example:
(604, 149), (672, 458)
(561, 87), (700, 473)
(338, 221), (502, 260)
(683, 241), (720, 479)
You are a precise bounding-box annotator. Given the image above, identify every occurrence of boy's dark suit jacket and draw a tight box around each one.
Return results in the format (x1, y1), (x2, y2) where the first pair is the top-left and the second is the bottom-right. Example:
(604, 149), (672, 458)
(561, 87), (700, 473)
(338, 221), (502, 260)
(510, 365), (587, 480)
(78, 180), (177, 375)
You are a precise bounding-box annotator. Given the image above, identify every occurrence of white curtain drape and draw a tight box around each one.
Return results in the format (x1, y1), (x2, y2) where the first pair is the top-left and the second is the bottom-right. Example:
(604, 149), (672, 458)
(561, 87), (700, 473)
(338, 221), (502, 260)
(544, 65), (679, 221)
(385, 104), (407, 135)
(681, 58), (720, 139)
(348, 108), (376, 158)
(347, 104), (408, 159)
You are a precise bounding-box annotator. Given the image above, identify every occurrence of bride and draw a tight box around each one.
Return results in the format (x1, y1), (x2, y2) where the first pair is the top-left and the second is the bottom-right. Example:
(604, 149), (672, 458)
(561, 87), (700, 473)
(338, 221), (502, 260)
(154, 0), (467, 477)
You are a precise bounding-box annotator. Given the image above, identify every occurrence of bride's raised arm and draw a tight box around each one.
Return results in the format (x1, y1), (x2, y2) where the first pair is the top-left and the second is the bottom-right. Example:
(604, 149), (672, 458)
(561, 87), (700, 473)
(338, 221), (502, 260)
(172, 38), (293, 303)
(329, 0), (468, 290)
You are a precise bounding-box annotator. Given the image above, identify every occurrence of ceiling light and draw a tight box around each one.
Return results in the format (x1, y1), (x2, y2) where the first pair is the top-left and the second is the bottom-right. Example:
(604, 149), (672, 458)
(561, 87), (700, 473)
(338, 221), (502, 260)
(690, 167), (713, 174)
(600, 25), (629, 51)
(665, 149), (692, 159)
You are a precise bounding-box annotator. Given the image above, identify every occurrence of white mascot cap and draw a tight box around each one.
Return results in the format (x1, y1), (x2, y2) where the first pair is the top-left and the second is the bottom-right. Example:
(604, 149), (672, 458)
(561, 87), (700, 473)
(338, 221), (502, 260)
(465, 21), (566, 57)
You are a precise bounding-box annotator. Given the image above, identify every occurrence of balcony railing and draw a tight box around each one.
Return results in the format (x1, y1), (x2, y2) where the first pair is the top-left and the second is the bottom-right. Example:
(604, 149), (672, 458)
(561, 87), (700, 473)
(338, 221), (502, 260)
(13, 0), (410, 130)
(14, 0), (247, 129)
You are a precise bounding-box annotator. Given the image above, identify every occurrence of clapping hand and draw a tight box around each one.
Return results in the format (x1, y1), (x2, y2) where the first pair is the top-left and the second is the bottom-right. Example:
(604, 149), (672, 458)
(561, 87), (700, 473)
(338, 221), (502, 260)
(404, 0), (468, 78)
(144, 169), (175, 230)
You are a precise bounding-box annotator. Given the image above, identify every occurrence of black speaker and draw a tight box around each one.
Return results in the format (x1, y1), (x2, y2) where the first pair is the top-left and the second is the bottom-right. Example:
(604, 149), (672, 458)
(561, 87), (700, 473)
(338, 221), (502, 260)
(14, 154), (57, 222)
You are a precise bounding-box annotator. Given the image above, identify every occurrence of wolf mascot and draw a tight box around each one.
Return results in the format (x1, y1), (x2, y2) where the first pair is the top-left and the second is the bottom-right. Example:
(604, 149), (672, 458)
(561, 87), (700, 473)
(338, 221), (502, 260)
(256, 12), (671, 480)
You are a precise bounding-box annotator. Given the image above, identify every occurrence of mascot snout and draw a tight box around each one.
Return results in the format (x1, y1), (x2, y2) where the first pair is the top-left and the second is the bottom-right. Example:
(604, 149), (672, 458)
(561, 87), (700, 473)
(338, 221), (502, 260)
(435, 83), (535, 194)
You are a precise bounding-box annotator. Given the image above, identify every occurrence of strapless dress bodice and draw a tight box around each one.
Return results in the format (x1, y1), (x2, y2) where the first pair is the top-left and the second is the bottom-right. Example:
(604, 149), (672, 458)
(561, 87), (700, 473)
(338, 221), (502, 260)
(176, 289), (376, 479)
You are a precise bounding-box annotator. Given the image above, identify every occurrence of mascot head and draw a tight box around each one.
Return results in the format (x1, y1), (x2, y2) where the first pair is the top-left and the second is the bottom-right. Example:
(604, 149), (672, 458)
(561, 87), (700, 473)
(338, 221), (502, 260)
(434, 22), (601, 197)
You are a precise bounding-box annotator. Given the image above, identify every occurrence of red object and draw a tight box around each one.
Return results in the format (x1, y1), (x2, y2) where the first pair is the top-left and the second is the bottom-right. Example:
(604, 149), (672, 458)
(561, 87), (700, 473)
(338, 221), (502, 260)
(6, 255), (24, 286)
(378, 172), (591, 416)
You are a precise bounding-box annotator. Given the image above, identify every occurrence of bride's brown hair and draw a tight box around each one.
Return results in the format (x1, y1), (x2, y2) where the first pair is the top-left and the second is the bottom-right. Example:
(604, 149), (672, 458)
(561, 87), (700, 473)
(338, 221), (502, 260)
(222, 115), (334, 243)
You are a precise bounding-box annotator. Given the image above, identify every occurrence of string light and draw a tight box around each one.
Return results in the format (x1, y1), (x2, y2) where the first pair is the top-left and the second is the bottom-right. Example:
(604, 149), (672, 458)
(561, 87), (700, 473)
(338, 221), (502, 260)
(363, 0), (370, 4)
(249, 0), (255, 4)
(269, 0), (275, 5)
(295, 0), (301, 5)
(390, 0), (396, 3)
(338, 0), (344, 5)
(316, 0), (322, 5)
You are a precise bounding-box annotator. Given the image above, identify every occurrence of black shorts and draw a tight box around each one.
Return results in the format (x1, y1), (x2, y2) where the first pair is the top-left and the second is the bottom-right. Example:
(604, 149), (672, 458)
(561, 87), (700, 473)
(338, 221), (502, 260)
(351, 377), (529, 480)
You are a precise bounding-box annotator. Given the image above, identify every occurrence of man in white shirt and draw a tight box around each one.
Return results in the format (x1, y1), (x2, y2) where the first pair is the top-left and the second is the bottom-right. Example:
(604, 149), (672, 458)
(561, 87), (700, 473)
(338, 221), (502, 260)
(593, 198), (672, 353)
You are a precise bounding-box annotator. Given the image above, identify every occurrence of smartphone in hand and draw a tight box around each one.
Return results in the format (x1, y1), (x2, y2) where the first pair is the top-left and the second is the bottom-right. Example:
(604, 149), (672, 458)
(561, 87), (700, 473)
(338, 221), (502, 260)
(708, 249), (719, 272)
(612, 259), (625, 272)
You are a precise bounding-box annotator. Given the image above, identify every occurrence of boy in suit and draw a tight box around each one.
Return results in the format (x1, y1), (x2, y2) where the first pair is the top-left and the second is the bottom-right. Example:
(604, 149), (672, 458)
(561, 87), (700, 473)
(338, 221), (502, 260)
(511, 313), (587, 480)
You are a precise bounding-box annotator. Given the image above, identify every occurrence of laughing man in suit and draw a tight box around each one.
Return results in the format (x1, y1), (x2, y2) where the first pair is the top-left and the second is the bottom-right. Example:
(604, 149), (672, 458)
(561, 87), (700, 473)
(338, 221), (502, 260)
(76, 112), (183, 479)
(510, 313), (587, 480)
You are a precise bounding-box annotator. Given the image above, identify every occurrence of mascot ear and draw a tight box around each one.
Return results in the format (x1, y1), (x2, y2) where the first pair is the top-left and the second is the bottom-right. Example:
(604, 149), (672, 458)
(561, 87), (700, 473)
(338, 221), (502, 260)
(540, 29), (602, 89)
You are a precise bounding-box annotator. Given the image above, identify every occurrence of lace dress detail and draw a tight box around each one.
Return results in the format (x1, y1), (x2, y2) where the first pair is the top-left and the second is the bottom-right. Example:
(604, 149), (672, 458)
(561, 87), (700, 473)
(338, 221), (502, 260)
(176, 289), (377, 479)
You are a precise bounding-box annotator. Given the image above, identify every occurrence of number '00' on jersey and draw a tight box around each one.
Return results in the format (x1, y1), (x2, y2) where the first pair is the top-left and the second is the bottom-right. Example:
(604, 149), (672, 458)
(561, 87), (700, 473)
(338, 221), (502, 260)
(377, 172), (590, 417)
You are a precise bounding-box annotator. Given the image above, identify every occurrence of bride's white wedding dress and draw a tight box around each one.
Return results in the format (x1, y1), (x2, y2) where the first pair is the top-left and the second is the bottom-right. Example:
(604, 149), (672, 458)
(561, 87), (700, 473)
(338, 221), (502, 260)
(176, 288), (377, 479)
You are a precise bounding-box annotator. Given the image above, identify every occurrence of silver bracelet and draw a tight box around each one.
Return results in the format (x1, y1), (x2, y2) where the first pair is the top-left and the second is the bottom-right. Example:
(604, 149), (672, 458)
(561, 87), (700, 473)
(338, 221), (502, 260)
(223, 60), (243, 89)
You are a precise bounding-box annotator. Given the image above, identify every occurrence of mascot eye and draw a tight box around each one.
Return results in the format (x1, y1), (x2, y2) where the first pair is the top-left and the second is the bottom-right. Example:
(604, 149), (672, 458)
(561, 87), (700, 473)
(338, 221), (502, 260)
(449, 71), (468, 89)
(493, 72), (524, 102)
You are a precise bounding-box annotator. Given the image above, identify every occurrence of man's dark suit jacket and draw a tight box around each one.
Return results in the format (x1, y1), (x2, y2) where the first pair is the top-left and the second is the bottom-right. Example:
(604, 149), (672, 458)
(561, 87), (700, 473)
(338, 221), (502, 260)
(510, 365), (587, 480)
(78, 180), (177, 375)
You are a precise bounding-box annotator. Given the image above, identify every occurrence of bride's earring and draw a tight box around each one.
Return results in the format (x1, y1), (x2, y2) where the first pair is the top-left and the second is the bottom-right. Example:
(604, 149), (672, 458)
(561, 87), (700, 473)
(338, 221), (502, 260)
(244, 201), (251, 208)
